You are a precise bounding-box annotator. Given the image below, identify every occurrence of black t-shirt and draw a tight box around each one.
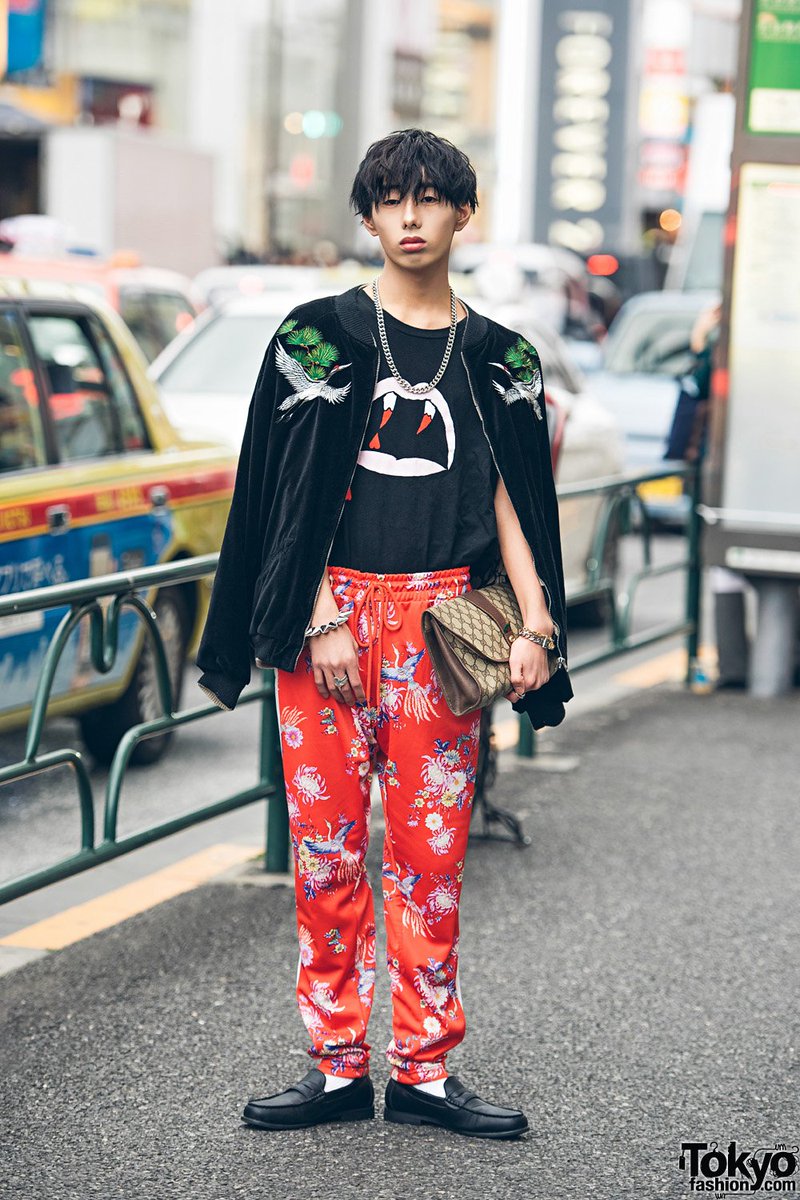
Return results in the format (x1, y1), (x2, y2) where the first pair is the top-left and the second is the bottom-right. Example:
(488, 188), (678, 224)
(329, 287), (500, 578)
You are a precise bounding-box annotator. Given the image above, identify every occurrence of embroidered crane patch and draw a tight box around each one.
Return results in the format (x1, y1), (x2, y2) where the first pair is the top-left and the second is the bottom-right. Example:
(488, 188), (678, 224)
(488, 337), (544, 419)
(274, 319), (352, 418)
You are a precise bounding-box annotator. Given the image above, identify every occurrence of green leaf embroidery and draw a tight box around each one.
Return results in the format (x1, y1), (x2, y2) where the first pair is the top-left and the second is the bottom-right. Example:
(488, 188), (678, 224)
(285, 328), (309, 346)
(306, 340), (340, 369)
(285, 324), (322, 348)
(504, 337), (539, 384)
(277, 321), (346, 387)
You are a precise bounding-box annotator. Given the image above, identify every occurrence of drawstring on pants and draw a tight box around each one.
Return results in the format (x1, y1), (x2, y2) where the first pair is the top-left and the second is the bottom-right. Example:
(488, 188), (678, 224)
(352, 577), (404, 708)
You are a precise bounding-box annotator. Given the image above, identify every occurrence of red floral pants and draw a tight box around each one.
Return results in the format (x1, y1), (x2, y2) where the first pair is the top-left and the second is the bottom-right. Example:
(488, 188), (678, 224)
(275, 564), (481, 1084)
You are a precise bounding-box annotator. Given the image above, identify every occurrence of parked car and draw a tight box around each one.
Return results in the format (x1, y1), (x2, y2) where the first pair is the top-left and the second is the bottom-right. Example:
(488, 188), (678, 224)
(468, 296), (626, 623)
(0, 255), (199, 362)
(191, 265), (327, 310)
(149, 290), (333, 447)
(0, 281), (236, 764)
(452, 240), (597, 341)
(586, 289), (720, 524)
(152, 289), (626, 626)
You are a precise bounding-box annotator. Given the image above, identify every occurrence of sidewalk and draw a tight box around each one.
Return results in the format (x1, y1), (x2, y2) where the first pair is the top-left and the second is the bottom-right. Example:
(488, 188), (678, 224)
(2, 682), (799, 1200)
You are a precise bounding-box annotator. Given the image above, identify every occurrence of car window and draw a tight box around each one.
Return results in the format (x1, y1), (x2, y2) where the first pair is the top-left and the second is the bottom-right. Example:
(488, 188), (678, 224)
(533, 328), (583, 395)
(157, 313), (281, 394)
(149, 291), (195, 340)
(88, 315), (149, 451)
(27, 313), (119, 462)
(119, 288), (195, 362)
(604, 310), (698, 376)
(683, 212), (725, 292)
(0, 310), (47, 472)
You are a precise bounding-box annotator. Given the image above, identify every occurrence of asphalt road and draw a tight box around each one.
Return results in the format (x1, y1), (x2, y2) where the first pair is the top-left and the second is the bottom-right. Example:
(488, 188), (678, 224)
(0, 532), (697, 888)
(2, 684), (798, 1199)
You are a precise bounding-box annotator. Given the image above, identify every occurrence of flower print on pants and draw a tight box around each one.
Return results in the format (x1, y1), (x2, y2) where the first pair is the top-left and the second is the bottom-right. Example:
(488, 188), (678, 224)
(275, 564), (480, 1083)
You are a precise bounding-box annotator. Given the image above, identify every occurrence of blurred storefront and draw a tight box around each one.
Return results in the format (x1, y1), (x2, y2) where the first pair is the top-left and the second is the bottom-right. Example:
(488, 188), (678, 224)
(418, 1), (497, 239)
(50, 0), (191, 134)
(1, 0), (213, 270)
(265, 0), (499, 260)
(2, 0), (747, 273)
(1, 0), (192, 228)
(638, 0), (742, 287)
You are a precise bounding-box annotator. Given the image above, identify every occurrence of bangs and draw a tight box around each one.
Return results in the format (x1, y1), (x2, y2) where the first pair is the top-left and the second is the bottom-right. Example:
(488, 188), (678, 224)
(350, 128), (478, 219)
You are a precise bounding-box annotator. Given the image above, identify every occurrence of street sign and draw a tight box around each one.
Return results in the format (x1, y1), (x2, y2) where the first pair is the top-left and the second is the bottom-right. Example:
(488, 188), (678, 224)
(705, 0), (800, 570)
(723, 162), (800, 521)
(747, 0), (800, 135)
(704, 0), (800, 696)
(533, 0), (634, 254)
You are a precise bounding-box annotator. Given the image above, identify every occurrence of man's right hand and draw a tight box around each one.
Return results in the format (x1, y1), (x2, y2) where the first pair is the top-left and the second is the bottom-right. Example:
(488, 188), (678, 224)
(308, 623), (366, 706)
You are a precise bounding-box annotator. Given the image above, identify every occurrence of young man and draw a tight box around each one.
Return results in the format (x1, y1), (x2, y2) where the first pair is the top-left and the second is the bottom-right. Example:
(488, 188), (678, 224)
(197, 128), (572, 1138)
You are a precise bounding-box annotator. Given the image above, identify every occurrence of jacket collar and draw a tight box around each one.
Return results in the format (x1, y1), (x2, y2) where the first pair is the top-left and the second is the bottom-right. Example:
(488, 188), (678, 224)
(334, 282), (491, 353)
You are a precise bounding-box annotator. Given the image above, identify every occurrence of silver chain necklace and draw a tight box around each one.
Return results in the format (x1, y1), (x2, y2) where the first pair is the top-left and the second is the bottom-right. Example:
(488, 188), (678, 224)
(371, 276), (458, 395)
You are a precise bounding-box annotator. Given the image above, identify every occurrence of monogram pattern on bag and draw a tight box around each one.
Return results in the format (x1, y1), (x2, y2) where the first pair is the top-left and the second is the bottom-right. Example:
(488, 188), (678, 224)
(424, 582), (558, 711)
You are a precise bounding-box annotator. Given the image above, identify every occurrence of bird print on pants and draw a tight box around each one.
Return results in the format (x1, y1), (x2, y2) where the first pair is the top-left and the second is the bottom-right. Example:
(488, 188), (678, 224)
(381, 644), (439, 721)
(303, 818), (361, 883)
(383, 867), (432, 937)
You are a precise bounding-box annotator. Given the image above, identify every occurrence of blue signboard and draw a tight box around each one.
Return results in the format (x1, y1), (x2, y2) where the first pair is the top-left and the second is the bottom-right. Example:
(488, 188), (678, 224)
(7, 0), (47, 76)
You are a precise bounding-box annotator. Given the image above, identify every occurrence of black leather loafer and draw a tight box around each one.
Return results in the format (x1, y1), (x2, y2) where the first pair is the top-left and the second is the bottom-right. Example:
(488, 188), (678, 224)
(242, 1067), (374, 1131)
(384, 1076), (528, 1140)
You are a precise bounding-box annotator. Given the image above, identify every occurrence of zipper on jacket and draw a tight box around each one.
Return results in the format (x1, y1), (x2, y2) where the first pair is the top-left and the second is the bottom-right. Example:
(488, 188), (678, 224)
(459, 309), (568, 671)
(293, 330), (381, 670)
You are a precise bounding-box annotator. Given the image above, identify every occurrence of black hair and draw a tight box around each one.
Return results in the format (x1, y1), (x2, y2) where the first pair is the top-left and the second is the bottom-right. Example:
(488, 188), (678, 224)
(349, 128), (479, 220)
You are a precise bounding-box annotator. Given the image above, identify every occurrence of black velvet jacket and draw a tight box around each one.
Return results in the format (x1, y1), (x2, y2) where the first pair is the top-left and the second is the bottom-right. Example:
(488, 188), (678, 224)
(197, 283), (574, 729)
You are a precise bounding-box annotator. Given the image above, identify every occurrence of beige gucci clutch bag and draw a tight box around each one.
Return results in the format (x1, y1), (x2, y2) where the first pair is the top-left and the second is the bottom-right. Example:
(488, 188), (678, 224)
(421, 580), (560, 716)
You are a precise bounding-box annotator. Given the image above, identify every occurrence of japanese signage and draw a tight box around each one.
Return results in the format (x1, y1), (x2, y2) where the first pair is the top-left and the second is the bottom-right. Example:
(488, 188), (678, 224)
(533, 0), (632, 253)
(723, 162), (800, 519)
(748, 0), (800, 135)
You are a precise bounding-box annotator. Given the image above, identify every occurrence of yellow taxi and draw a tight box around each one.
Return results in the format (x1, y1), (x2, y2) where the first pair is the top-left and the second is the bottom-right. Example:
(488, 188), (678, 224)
(0, 277), (236, 765)
(0, 252), (199, 362)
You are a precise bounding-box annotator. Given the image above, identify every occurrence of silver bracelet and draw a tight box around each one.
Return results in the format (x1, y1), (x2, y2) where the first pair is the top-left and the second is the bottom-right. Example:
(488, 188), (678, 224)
(304, 609), (350, 638)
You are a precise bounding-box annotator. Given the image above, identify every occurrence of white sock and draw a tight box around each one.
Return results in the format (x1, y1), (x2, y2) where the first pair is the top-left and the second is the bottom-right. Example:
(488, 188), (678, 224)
(412, 1077), (448, 1097)
(323, 1073), (356, 1092)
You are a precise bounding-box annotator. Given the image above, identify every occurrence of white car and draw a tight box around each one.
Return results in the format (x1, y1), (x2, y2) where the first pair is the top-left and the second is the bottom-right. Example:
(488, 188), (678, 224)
(150, 291), (625, 623)
(587, 289), (720, 524)
(148, 291), (332, 447)
(468, 297), (625, 620)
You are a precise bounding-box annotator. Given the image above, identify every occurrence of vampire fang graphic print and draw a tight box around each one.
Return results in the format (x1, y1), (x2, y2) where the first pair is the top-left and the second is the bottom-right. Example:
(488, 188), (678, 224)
(329, 291), (500, 577)
(358, 376), (455, 477)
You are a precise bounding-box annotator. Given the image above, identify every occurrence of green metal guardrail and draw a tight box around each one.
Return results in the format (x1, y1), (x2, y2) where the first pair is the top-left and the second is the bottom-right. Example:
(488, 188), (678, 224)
(0, 555), (288, 904)
(0, 462), (701, 902)
(516, 460), (702, 756)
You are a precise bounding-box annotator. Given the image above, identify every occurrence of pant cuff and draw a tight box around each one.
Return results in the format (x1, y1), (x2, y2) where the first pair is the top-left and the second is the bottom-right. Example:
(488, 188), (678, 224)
(390, 1064), (449, 1085)
(313, 1052), (370, 1079)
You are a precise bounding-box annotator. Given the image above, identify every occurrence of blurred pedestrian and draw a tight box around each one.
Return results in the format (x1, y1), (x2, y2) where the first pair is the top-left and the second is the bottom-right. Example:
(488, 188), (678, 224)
(665, 301), (751, 687)
(197, 128), (572, 1138)
(664, 301), (720, 465)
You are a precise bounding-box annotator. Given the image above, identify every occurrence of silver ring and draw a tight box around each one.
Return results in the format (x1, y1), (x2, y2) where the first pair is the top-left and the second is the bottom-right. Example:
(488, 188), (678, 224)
(332, 674), (348, 687)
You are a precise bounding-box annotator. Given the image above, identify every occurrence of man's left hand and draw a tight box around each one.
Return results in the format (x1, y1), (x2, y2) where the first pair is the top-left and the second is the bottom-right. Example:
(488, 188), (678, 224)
(505, 637), (550, 702)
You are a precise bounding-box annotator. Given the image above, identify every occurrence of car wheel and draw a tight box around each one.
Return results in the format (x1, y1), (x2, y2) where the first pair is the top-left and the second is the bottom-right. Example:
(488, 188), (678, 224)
(79, 586), (190, 768)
